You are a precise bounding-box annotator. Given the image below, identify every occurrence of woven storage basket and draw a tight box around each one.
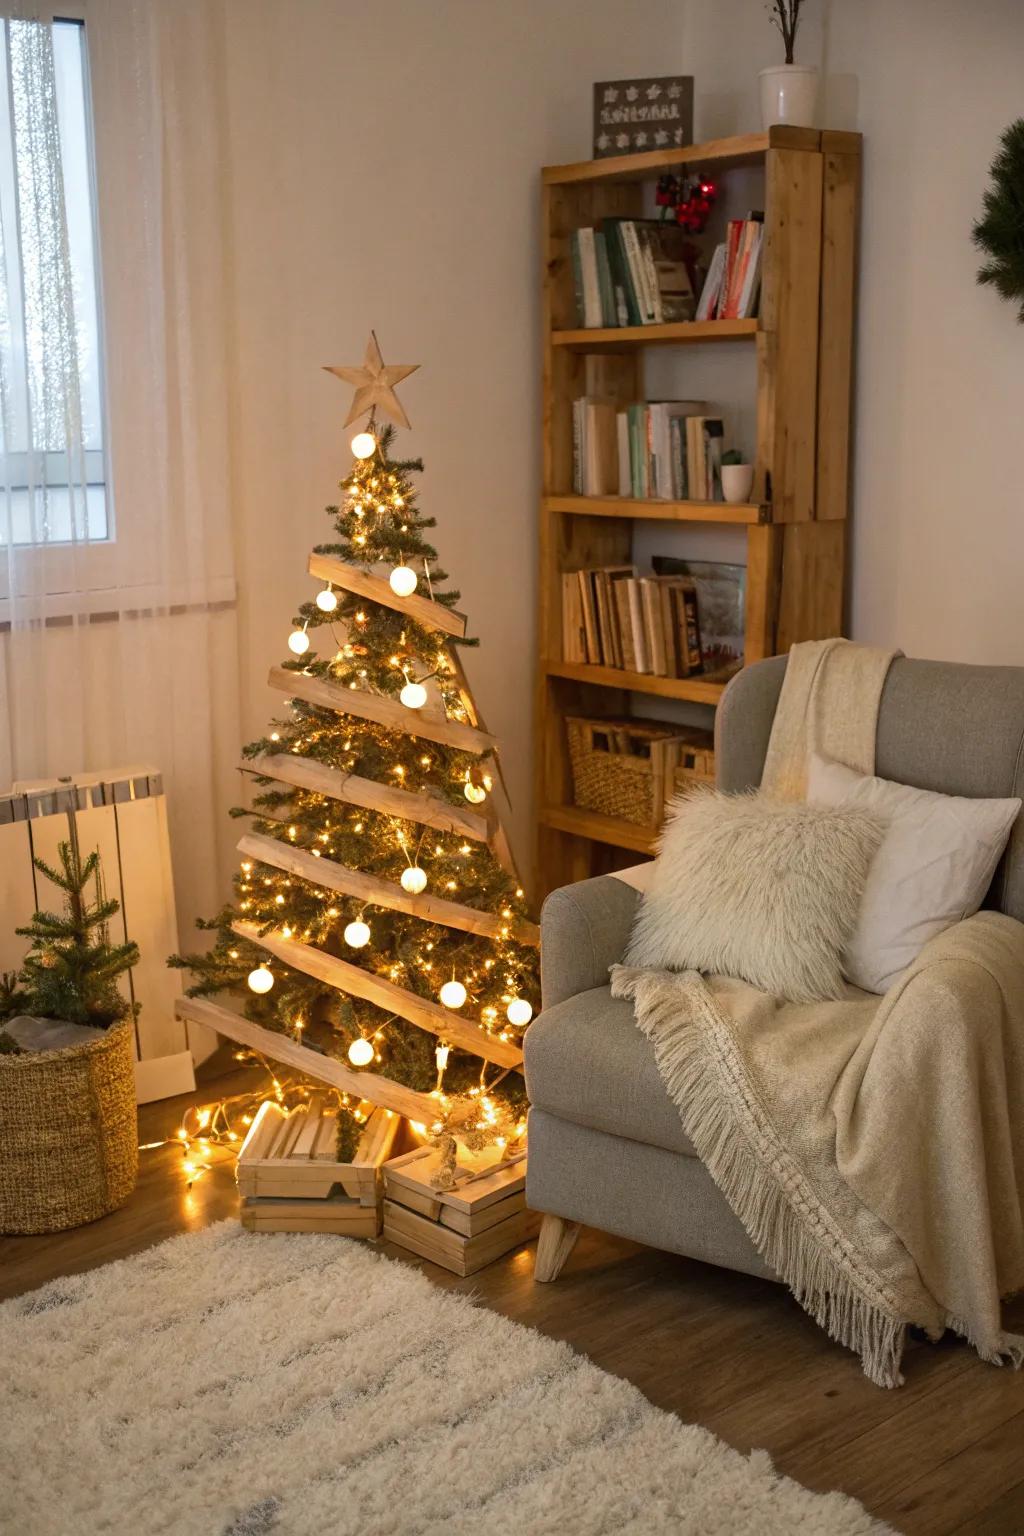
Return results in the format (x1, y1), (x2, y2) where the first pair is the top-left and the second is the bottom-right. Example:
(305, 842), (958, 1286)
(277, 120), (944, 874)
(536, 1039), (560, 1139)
(566, 716), (684, 827)
(0, 1018), (138, 1234)
(671, 743), (716, 800)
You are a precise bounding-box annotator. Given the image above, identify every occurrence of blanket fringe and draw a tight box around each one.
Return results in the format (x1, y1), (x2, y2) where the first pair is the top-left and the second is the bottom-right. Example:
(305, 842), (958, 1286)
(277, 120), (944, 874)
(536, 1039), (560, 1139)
(611, 965), (908, 1389)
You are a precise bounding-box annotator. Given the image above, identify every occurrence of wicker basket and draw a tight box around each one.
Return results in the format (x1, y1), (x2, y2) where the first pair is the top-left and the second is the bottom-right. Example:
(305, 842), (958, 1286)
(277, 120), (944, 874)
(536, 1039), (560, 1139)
(671, 742), (717, 801)
(566, 716), (687, 827)
(0, 1018), (138, 1234)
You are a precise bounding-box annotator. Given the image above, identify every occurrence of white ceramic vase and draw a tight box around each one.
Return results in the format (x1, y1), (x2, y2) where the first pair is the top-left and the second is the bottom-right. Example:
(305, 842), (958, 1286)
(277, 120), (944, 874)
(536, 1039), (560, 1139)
(721, 464), (755, 505)
(758, 64), (819, 129)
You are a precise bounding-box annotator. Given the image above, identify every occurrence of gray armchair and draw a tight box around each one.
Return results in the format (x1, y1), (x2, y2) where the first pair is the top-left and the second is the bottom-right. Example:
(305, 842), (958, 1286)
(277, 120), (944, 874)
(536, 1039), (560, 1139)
(525, 653), (1024, 1282)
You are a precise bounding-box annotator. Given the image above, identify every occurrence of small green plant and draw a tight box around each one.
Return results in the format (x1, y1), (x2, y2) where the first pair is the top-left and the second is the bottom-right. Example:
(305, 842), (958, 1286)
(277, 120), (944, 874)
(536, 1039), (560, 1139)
(973, 120), (1024, 323)
(16, 818), (139, 1031)
(722, 448), (746, 466)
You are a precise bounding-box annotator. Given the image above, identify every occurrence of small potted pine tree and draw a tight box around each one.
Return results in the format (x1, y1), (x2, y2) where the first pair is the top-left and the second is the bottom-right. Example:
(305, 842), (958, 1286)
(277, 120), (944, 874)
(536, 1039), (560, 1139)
(760, 1), (819, 130)
(0, 803), (140, 1233)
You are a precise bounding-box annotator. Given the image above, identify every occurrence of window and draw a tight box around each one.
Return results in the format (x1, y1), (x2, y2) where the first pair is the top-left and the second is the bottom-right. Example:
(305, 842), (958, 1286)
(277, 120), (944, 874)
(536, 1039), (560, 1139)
(0, 17), (108, 546)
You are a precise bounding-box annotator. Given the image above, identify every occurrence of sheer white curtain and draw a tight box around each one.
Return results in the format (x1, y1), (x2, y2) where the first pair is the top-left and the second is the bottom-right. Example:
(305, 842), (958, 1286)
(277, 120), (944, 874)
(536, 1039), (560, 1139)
(0, 0), (240, 934)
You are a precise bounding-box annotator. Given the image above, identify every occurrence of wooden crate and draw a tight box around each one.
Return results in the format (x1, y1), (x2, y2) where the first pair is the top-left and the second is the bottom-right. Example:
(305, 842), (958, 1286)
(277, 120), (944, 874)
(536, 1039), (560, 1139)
(236, 1095), (401, 1236)
(382, 1143), (538, 1276)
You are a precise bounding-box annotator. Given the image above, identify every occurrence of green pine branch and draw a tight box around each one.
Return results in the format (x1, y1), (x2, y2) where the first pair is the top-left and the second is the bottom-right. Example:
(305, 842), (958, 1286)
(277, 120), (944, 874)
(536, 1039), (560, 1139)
(973, 119), (1024, 322)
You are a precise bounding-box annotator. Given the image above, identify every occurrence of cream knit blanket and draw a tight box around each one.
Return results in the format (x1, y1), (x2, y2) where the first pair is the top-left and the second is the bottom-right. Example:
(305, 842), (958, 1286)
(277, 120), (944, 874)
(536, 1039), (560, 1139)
(612, 914), (1024, 1387)
(760, 636), (899, 798)
(620, 640), (1024, 1385)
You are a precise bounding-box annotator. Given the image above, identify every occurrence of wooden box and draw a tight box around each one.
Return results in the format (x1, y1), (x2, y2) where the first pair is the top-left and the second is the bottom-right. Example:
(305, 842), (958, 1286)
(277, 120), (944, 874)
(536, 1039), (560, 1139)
(382, 1143), (538, 1276)
(236, 1095), (400, 1236)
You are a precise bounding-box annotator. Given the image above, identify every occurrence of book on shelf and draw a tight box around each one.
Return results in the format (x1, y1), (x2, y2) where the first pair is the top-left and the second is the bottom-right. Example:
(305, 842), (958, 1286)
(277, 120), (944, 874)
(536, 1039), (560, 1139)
(570, 219), (698, 329)
(562, 564), (711, 680)
(574, 397), (724, 502)
(694, 215), (764, 322)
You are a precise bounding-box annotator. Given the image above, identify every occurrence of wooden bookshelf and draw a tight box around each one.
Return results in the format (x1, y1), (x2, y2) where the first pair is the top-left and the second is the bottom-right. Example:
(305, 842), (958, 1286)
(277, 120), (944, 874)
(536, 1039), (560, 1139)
(535, 126), (861, 895)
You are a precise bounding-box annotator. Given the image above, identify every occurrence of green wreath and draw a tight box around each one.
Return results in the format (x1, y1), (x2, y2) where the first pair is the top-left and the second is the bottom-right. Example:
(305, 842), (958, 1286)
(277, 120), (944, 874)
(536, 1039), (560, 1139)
(973, 119), (1024, 323)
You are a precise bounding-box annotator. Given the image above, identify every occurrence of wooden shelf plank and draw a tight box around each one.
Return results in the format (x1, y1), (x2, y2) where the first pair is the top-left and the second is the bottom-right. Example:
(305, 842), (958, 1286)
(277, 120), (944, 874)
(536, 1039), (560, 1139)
(545, 658), (730, 706)
(237, 830), (540, 947)
(175, 995), (436, 1123)
(307, 552), (467, 639)
(551, 319), (758, 351)
(232, 921), (524, 1070)
(544, 495), (768, 526)
(539, 803), (657, 856)
(268, 666), (497, 757)
(542, 126), (821, 186)
(243, 753), (492, 842)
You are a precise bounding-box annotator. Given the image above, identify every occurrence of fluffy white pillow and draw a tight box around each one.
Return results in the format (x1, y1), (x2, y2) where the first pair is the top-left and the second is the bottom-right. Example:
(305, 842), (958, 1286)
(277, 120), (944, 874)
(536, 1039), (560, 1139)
(807, 753), (1021, 994)
(624, 790), (885, 1003)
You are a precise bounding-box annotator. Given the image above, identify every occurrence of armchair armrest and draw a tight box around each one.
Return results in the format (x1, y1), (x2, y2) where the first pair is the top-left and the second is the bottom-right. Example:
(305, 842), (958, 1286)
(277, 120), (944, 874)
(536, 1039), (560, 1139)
(540, 875), (641, 1008)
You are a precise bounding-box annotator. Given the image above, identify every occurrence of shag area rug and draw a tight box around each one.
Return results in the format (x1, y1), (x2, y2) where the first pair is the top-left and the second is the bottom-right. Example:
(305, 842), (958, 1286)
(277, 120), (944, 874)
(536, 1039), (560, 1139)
(3, 1221), (889, 1536)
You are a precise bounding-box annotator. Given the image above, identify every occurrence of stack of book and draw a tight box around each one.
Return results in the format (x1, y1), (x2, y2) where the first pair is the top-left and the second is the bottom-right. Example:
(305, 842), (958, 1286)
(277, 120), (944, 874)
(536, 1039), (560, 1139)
(570, 219), (698, 328)
(561, 564), (705, 679)
(572, 397), (725, 501)
(695, 216), (764, 321)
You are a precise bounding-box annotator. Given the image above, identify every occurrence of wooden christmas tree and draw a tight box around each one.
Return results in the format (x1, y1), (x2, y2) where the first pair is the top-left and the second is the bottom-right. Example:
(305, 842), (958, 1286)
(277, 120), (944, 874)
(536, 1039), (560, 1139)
(173, 336), (538, 1165)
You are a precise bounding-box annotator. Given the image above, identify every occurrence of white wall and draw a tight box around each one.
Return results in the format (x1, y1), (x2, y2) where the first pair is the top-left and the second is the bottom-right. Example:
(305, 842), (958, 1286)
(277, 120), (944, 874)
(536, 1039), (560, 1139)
(219, 0), (679, 874)
(679, 0), (1024, 663)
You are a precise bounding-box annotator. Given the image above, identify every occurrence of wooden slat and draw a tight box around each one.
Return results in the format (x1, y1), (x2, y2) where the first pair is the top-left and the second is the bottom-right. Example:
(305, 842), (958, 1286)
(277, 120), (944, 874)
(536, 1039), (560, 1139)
(743, 524), (784, 664)
(543, 657), (728, 706)
(307, 552), (466, 639)
(542, 126), (820, 186)
(267, 666), (496, 756)
(545, 495), (769, 525)
(243, 753), (491, 842)
(174, 994), (435, 1122)
(232, 922), (524, 1070)
(816, 141), (860, 521)
(551, 318), (757, 351)
(759, 143), (823, 522)
(236, 830), (539, 946)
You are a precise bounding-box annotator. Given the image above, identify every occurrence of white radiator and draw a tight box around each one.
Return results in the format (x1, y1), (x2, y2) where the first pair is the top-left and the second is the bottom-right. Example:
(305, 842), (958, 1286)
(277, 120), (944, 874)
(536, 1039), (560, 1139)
(1, 768), (216, 1103)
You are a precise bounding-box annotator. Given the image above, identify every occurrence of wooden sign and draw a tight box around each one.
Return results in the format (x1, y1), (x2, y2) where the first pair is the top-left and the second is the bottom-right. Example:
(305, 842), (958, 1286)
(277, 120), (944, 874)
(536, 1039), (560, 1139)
(593, 77), (694, 159)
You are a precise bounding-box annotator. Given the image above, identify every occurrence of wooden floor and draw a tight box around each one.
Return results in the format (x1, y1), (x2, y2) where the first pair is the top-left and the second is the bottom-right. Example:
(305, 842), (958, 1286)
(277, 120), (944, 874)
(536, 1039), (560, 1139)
(2, 1051), (1022, 1535)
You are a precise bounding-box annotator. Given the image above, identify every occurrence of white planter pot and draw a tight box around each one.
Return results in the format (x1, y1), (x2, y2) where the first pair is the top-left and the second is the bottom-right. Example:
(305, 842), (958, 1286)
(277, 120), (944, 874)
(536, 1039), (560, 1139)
(721, 463), (755, 504)
(759, 64), (819, 130)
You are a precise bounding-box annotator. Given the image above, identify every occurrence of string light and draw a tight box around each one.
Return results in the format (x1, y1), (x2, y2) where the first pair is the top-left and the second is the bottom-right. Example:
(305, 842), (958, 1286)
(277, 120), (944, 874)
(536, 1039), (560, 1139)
(343, 918), (371, 948)
(439, 978), (468, 1009)
(400, 680), (428, 710)
(506, 998), (533, 1027)
(316, 585), (338, 612)
(247, 964), (274, 994)
(389, 563), (418, 597)
(464, 780), (487, 804)
(288, 624), (311, 656)
(351, 430), (376, 459)
(347, 1036), (375, 1067)
(400, 865), (427, 894)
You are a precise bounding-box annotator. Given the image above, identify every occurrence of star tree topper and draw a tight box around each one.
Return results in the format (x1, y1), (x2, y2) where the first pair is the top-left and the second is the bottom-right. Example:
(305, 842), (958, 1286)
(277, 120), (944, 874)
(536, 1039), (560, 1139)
(324, 333), (420, 430)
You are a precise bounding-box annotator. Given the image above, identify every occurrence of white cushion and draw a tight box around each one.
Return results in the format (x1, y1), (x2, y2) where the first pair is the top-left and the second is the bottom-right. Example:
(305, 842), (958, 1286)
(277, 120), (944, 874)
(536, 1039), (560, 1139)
(807, 753), (1021, 994)
(624, 789), (885, 1003)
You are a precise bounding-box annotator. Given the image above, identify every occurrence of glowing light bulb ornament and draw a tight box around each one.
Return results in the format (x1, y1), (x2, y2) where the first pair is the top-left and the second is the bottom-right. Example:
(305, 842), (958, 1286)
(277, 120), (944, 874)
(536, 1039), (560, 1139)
(439, 979), (467, 1010)
(464, 781), (487, 805)
(288, 626), (310, 656)
(316, 585), (337, 613)
(343, 919), (371, 948)
(347, 1036), (375, 1067)
(400, 865), (427, 895)
(247, 965), (274, 995)
(506, 998), (533, 1027)
(389, 563), (417, 598)
(400, 680), (428, 710)
(351, 431), (376, 460)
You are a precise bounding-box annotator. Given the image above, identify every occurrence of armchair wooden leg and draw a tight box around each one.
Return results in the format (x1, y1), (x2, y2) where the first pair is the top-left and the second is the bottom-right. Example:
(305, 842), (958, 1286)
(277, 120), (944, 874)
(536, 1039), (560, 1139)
(534, 1213), (580, 1282)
